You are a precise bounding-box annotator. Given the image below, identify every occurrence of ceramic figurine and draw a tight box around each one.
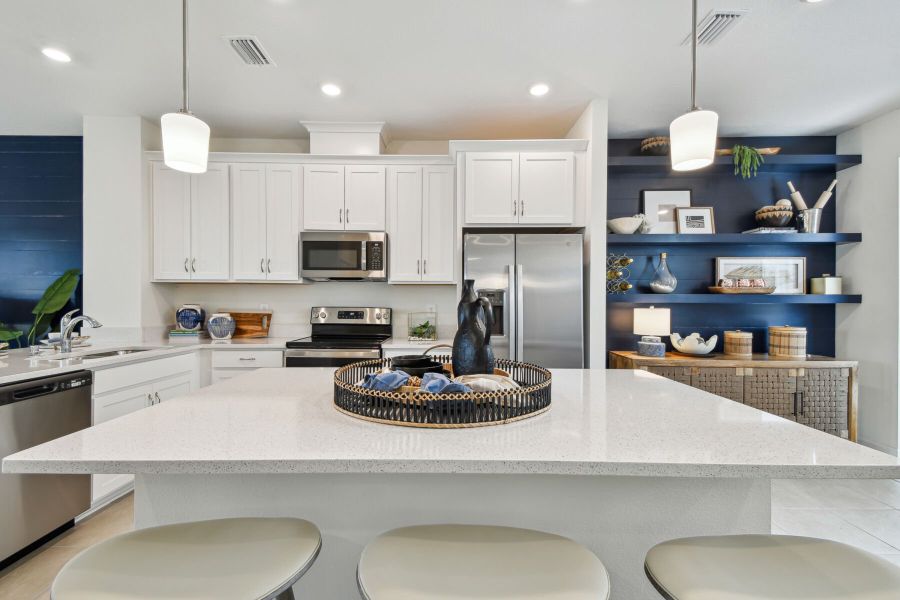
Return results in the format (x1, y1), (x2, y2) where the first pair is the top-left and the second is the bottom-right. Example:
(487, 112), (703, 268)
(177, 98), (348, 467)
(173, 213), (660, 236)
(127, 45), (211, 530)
(670, 333), (718, 355)
(452, 280), (495, 375)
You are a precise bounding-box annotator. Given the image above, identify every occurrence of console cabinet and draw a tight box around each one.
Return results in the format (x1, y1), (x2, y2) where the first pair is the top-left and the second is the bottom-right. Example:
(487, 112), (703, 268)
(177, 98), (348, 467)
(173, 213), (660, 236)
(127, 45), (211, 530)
(608, 351), (857, 441)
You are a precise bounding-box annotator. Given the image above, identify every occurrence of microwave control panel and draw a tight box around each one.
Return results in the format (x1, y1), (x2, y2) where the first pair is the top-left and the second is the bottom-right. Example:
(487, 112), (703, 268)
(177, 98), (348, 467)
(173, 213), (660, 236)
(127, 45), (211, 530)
(366, 241), (384, 270)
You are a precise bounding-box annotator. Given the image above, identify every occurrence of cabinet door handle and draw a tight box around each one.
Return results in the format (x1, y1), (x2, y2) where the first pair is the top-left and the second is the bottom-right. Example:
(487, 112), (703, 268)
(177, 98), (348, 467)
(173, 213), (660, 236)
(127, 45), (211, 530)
(796, 391), (803, 416)
(346, 208), (350, 224)
(154, 392), (162, 404)
(147, 393), (153, 406)
(339, 208), (343, 223)
(184, 258), (189, 272)
(513, 200), (517, 216)
(416, 259), (420, 274)
(260, 258), (265, 273)
(239, 357), (256, 361)
(423, 259), (427, 274)
(191, 258), (197, 272)
(520, 200), (525, 216)
(267, 259), (271, 273)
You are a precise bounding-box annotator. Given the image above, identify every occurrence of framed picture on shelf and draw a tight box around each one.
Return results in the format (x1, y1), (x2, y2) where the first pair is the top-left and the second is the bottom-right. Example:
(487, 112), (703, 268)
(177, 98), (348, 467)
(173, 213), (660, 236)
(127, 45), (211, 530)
(642, 190), (691, 234)
(676, 206), (716, 234)
(715, 256), (807, 294)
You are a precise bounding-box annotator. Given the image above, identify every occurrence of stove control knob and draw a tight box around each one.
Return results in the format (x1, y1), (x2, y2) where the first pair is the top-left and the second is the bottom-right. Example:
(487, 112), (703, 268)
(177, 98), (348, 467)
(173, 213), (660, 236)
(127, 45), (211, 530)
(375, 313), (381, 320)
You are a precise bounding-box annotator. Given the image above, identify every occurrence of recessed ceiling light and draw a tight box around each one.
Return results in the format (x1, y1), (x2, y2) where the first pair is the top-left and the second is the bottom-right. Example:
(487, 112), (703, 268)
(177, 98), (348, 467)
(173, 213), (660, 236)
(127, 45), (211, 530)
(321, 83), (341, 97)
(41, 47), (71, 63)
(529, 83), (550, 97)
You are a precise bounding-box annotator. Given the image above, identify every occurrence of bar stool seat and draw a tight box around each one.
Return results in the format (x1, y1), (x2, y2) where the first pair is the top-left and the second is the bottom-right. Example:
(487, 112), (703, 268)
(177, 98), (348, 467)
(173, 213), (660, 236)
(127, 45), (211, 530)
(357, 524), (610, 599)
(52, 517), (321, 600)
(645, 534), (900, 600)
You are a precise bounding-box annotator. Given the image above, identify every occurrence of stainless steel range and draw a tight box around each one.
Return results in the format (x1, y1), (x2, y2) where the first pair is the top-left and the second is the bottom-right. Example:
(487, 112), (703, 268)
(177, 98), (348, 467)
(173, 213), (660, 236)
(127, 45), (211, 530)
(284, 307), (392, 367)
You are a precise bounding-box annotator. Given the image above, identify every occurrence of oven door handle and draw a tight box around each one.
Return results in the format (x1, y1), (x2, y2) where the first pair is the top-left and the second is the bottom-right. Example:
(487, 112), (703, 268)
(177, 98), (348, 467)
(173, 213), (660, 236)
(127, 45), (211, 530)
(284, 349), (381, 359)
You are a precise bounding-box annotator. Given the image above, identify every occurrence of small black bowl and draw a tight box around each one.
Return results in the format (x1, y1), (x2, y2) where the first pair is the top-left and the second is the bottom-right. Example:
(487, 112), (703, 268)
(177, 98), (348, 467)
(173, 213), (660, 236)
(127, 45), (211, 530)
(390, 355), (446, 378)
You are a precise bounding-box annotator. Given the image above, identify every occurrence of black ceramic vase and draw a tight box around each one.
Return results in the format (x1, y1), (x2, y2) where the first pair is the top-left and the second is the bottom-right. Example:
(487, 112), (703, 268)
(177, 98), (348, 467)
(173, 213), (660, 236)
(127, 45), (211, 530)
(452, 280), (495, 376)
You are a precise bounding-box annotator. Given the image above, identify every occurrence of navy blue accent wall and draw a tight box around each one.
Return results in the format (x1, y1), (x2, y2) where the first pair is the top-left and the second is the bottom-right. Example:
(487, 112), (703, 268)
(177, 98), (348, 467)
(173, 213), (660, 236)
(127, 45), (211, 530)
(607, 136), (842, 358)
(0, 136), (83, 338)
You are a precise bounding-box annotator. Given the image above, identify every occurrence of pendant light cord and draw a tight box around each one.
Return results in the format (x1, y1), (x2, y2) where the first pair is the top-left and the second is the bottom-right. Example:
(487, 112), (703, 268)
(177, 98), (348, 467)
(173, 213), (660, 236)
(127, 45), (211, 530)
(690, 0), (698, 111)
(182, 0), (190, 114)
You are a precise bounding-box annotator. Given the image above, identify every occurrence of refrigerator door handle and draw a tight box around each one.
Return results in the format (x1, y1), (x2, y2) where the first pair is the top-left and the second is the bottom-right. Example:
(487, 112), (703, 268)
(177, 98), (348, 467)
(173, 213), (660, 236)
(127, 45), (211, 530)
(516, 264), (524, 361)
(507, 263), (516, 359)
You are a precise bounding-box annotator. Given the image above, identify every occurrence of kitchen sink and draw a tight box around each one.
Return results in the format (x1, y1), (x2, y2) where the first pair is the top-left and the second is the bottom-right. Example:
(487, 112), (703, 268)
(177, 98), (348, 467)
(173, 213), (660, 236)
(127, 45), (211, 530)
(78, 348), (158, 360)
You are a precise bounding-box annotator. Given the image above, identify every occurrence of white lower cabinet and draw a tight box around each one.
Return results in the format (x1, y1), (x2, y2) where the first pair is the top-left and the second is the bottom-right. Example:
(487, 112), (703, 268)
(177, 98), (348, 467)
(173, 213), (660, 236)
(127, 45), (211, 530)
(90, 354), (197, 505)
(387, 165), (455, 283)
(210, 349), (284, 383)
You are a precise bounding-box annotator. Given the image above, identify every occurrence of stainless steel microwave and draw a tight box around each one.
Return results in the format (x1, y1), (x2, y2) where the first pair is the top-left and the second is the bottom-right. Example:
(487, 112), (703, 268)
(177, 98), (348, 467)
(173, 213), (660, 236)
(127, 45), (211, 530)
(300, 232), (387, 281)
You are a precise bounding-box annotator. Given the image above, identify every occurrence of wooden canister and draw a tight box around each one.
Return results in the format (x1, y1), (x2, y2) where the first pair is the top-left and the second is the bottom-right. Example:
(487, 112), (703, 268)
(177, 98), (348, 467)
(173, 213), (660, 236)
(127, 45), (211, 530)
(768, 326), (807, 358)
(724, 330), (753, 357)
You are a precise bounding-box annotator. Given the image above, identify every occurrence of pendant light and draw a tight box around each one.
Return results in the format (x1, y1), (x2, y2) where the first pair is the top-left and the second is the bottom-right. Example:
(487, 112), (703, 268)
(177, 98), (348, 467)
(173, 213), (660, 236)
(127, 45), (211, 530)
(161, 0), (209, 174)
(670, 0), (718, 171)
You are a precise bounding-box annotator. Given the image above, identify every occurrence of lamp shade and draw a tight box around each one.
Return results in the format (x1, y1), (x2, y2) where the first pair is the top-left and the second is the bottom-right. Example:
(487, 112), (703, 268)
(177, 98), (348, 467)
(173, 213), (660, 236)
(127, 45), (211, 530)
(633, 307), (671, 336)
(161, 112), (210, 174)
(670, 109), (718, 172)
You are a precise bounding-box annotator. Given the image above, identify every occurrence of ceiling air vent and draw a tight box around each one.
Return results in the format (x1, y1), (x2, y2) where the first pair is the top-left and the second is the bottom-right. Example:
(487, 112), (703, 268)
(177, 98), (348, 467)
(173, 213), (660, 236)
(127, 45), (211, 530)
(681, 9), (748, 46)
(225, 36), (274, 66)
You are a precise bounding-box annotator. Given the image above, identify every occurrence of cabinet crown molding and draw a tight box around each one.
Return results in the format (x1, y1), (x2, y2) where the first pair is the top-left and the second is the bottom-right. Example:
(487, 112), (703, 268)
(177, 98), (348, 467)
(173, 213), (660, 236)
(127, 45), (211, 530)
(144, 152), (453, 165)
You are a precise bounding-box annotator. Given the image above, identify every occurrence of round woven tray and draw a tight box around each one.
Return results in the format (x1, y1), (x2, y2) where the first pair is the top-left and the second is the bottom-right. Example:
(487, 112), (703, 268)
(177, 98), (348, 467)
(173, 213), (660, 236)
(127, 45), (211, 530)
(333, 355), (552, 428)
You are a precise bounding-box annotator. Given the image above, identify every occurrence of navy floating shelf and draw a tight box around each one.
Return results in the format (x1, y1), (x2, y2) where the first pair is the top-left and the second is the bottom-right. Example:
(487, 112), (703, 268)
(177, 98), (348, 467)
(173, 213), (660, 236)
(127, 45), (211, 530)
(607, 154), (862, 174)
(607, 294), (862, 305)
(607, 233), (862, 246)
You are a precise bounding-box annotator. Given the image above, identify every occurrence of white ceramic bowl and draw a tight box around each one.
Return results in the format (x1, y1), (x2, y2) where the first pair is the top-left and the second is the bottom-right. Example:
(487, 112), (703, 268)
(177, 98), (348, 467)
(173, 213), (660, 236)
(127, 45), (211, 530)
(608, 216), (643, 234)
(670, 333), (717, 355)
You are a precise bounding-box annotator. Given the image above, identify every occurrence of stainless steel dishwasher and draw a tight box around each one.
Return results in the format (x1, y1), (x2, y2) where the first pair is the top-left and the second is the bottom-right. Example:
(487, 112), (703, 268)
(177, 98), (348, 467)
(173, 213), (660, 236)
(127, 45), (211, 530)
(1, 370), (92, 568)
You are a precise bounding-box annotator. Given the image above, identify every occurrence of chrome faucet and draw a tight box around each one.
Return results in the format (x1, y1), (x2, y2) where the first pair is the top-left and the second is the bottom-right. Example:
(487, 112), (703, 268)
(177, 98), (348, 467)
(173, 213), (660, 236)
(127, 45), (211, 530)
(59, 310), (102, 353)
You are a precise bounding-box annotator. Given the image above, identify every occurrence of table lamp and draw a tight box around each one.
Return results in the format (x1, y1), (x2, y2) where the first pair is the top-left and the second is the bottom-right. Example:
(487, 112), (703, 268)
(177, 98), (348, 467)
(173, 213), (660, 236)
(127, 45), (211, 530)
(633, 306), (670, 357)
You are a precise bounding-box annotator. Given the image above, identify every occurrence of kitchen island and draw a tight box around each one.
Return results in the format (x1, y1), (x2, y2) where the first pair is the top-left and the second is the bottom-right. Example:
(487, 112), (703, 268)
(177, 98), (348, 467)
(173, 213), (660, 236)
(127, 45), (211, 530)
(5, 368), (900, 599)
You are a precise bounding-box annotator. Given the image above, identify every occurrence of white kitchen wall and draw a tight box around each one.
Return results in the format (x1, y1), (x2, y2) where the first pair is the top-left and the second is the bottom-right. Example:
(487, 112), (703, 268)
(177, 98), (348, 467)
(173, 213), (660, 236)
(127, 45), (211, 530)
(166, 282), (458, 340)
(566, 99), (608, 367)
(83, 116), (174, 341)
(836, 106), (900, 456)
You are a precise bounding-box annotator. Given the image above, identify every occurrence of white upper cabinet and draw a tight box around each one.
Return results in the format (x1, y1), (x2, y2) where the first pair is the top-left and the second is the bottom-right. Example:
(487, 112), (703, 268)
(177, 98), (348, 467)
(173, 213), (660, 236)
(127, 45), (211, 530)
(421, 166), (455, 282)
(303, 165), (345, 230)
(152, 162), (228, 281)
(464, 152), (519, 224)
(303, 164), (386, 231)
(232, 163), (301, 281)
(190, 164), (230, 279)
(265, 164), (301, 280)
(345, 166), (386, 231)
(388, 165), (455, 284)
(387, 167), (423, 282)
(231, 164), (268, 281)
(518, 152), (575, 224)
(463, 151), (575, 226)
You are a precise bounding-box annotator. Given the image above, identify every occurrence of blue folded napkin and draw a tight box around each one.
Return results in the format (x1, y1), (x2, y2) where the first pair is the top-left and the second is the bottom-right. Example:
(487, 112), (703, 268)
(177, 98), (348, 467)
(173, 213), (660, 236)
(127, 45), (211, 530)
(361, 370), (410, 391)
(420, 372), (473, 394)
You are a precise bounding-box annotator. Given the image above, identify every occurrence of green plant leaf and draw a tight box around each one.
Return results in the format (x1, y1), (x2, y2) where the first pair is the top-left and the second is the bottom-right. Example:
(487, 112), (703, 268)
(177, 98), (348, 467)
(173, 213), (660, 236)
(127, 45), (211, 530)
(0, 323), (23, 345)
(28, 312), (54, 345)
(32, 268), (80, 315)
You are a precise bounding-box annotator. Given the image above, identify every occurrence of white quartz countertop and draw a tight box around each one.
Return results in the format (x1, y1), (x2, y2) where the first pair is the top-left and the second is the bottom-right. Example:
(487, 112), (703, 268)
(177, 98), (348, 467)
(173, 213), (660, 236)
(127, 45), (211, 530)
(4, 368), (900, 479)
(0, 338), (292, 385)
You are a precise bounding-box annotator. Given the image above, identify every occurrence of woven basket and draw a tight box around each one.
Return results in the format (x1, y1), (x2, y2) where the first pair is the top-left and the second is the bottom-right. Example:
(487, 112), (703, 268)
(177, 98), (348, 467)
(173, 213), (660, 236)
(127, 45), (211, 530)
(333, 355), (552, 428)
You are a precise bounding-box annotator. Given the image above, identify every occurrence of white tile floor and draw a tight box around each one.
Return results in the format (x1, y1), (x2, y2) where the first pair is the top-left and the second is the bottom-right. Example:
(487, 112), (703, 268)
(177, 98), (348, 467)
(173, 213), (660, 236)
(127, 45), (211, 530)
(773, 479), (900, 566)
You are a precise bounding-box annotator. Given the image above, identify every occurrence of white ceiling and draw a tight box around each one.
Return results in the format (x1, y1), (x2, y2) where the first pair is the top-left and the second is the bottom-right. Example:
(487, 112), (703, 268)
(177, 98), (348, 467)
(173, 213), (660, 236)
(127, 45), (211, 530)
(2, 0), (899, 141)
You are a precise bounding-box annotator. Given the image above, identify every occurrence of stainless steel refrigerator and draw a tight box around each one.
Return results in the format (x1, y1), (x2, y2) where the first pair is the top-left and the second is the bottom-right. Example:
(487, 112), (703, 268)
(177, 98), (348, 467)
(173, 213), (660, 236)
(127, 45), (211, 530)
(463, 233), (584, 368)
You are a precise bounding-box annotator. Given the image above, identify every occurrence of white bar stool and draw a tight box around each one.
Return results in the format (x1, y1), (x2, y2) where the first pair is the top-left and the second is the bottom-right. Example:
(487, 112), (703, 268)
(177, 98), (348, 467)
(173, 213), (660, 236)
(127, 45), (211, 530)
(51, 517), (321, 600)
(645, 534), (900, 600)
(357, 524), (610, 599)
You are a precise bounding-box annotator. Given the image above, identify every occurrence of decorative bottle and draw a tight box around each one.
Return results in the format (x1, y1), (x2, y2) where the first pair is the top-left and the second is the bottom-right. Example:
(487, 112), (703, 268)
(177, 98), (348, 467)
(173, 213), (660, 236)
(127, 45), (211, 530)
(650, 252), (677, 293)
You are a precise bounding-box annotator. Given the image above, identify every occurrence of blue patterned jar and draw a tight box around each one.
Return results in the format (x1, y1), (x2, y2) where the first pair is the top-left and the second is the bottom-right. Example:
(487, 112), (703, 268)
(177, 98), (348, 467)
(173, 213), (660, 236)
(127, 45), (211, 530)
(207, 313), (236, 340)
(175, 304), (206, 331)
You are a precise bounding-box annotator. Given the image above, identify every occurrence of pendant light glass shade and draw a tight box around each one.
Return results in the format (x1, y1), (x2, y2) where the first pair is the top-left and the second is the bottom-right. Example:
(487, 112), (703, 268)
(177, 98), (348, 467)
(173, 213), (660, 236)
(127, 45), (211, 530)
(161, 112), (210, 173)
(670, 109), (718, 171)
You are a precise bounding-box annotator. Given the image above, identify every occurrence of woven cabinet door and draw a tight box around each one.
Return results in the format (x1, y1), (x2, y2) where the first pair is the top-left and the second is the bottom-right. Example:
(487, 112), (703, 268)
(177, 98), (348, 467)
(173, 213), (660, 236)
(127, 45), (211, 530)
(646, 366), (692, 387)
(743, 368), (797, 421)
(797, 368), (850, 438)
(690, 368), (744, 402)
